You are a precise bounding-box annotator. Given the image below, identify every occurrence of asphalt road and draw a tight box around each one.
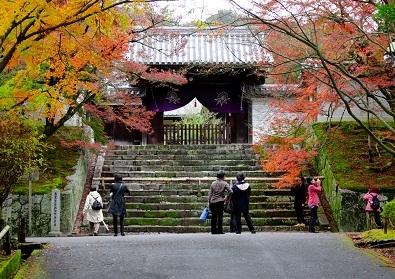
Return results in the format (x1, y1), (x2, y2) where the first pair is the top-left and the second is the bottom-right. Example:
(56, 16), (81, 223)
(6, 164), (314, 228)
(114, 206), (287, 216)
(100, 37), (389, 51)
(27, 232), (395, 279)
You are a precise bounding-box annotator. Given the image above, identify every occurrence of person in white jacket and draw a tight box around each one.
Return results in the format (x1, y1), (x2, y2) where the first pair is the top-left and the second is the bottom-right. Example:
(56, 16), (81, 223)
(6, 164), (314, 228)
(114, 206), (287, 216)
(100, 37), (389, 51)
(83, 186), (104, 236)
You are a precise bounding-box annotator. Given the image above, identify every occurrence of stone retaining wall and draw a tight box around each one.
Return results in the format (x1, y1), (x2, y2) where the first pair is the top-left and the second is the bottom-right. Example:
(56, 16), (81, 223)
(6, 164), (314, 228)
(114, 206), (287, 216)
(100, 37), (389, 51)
(314, 148), (394, 232)
(4, 154), (89, 237)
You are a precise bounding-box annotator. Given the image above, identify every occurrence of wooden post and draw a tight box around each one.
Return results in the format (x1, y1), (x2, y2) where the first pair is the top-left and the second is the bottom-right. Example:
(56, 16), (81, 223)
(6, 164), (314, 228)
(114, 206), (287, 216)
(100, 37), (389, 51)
(4, 231), (11, 255)
(18, 215), (26, 243)
(366, 212), (369, 230)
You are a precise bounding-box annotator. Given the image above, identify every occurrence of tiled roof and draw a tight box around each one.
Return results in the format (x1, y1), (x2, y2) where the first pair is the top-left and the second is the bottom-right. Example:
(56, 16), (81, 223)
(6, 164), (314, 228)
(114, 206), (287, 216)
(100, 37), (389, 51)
(127, 27), (269, 66)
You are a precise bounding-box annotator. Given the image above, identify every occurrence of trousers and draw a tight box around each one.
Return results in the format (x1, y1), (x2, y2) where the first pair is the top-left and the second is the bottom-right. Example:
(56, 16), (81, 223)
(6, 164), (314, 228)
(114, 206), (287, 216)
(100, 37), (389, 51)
(309, 205), (318, 232)
(210, 201), (224, 234)
(113, 214), (125, 235)
(234, 211), (254, 233)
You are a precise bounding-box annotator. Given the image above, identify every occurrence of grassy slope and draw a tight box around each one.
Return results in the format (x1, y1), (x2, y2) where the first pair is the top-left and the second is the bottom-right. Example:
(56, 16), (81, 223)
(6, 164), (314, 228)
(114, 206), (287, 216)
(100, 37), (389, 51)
(315, 122), (395, 262)
(13, 129), (81, 195)
(314, 122), (395, 192)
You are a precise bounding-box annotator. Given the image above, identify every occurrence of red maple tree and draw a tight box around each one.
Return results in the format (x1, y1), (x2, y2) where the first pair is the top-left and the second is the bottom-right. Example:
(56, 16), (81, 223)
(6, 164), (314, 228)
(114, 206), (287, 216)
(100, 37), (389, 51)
(231, 0), (395, 187)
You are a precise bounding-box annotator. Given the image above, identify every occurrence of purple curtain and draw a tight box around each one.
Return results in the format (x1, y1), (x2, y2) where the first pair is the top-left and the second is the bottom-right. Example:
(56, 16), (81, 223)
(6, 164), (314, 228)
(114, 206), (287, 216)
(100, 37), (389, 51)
(148, 85), (246, 114)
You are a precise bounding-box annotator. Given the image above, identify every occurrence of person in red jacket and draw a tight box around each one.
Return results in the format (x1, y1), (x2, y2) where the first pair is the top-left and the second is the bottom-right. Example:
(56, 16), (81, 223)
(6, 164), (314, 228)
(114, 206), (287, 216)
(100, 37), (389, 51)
(363, 186), (382, 228)
(307, 177), (322, 233)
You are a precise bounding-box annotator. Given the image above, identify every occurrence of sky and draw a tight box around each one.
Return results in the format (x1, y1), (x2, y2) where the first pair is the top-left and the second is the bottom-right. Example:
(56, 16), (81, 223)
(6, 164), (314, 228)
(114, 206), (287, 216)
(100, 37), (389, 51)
(156, 0), (253, 22)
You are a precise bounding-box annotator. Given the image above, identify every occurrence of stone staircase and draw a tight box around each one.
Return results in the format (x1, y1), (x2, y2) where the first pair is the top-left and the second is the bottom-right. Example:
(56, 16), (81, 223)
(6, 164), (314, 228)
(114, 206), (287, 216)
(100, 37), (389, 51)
(88, 144), (327, 234)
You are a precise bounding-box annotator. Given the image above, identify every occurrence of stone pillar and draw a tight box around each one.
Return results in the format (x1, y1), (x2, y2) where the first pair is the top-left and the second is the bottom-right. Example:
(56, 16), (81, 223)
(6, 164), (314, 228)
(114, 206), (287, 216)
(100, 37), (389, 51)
(2, 194), (12, 223)
(49, 189), (62, 237)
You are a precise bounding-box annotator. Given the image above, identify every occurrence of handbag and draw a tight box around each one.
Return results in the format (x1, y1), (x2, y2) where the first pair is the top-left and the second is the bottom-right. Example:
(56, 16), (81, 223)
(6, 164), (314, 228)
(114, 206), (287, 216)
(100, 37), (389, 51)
(199, 206), (210, 222)
(224, 199), (234, 214)
(106, 200), (113, 213)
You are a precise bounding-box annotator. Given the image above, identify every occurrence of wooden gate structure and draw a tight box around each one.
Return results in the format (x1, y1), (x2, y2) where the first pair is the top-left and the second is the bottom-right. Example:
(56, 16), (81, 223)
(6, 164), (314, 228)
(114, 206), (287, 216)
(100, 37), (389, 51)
(104, 27), (269, 145)
(164, 124), (231, 145)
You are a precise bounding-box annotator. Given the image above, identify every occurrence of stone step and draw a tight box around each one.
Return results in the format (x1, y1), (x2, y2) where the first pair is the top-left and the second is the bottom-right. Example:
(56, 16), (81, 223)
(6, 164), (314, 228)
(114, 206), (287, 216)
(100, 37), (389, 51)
(108, 149), (257, 156)
(99, 170), (278, 178)
(102, 165), (262, 172)
(103, 188), (291, 197)
(110, 209), (297, 218)
(97, 178), (281, 190)
(104, 159), (258, 166)
(104, 154), (259, 161)
(117, 195), (293, 204)
(101, 216), (301, 227)
(92, 225), (317, 234)
(104, 159), (259, 166)
(90, 223), (331, 234)
(109, 144), (254, 151)
(87, 143), (317, 234)
(114, 202), (294, 211)
(95, 219), (327, 232)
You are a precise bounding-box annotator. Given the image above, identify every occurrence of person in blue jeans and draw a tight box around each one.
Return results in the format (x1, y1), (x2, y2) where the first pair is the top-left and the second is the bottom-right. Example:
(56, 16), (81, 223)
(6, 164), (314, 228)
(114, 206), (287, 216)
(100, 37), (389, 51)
(307, 177), (322, 233)
(231, 171), (255, 234)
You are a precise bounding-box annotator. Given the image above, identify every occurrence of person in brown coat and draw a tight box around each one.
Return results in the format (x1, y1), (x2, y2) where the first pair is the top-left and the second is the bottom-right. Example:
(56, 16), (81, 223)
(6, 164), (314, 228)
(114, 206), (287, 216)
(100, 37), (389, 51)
(208, 170), (232, 234)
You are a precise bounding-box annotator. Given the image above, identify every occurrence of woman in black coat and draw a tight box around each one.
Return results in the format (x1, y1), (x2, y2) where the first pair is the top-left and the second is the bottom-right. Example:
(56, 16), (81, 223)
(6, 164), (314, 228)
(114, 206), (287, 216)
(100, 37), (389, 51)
(231, 171), (255, 234)
(291, 175), (307, 227)
(108, 174), (130, 236)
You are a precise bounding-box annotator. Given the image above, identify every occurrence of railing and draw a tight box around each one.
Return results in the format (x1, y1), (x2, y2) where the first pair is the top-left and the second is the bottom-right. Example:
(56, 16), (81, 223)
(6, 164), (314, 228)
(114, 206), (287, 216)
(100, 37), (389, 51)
(0, 225), (11, 255)
(164, 124), (231, 145)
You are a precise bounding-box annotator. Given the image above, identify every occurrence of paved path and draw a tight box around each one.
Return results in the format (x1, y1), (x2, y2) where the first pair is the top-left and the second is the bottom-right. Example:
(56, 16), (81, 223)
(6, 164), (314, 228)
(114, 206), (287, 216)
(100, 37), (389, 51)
(27, 232), (395, 279)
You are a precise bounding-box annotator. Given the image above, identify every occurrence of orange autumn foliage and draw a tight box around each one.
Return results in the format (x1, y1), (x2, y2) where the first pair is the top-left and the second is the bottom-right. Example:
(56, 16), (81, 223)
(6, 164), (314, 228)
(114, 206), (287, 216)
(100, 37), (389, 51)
(0, 0), (187, 142)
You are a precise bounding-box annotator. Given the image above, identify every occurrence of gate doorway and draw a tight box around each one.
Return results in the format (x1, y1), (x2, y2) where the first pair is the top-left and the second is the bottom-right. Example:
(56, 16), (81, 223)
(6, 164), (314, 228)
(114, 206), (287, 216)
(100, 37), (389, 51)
(163, 98), (231, 145)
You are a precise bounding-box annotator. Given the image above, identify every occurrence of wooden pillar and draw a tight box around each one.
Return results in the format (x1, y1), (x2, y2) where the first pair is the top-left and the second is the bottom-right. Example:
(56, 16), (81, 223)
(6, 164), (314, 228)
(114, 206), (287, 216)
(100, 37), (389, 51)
(230, 113), (249, 143)
(148, 112), (164, 144)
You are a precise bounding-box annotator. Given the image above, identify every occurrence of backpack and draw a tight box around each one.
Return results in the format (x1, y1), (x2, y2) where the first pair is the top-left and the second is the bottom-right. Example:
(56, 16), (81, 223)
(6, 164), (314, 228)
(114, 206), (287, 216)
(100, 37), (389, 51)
(370, 194), (380, 210)
(91, 196), (102, 210)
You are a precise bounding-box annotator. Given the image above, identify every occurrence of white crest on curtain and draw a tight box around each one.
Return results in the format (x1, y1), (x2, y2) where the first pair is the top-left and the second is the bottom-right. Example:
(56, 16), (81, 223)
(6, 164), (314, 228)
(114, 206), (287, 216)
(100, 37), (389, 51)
(215, 91), (229, 106)
(166, 90), (180, 104)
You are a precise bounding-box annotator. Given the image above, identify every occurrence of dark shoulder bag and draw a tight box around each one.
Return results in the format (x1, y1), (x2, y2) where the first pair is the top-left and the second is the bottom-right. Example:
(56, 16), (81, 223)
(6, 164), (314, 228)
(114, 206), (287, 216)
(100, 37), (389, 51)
(106, 183), (123, 212)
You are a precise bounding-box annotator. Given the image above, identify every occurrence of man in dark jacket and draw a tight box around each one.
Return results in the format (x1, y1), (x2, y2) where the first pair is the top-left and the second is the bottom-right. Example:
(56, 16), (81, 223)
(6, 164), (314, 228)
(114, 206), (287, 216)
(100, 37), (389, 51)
(231, 171), (255, 234)
(108, 174), (130, 236)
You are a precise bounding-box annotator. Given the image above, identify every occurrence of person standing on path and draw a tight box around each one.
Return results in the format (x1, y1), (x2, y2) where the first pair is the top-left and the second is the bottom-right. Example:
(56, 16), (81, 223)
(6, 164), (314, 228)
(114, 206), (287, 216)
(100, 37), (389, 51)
(209, 170), (232, 234)
(363, 186), (383, 228)
(82, 186), (104, 236)
(231, 171), (255, 234)
(291, 175), (307, 227)
(108, 174), (130, 236)
(307, 177), (322, 233)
